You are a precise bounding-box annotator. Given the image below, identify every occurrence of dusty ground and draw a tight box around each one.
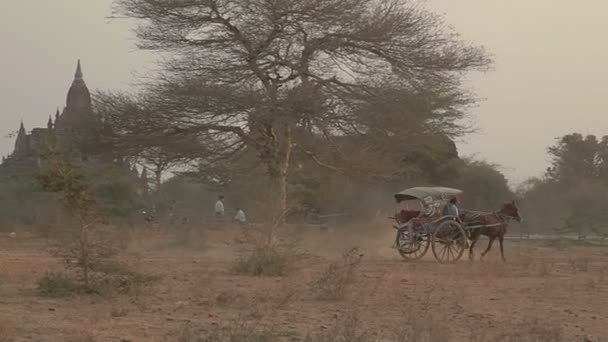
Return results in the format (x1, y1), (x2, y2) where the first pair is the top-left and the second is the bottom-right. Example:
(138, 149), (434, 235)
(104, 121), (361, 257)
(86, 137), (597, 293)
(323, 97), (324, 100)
(0, 223), (607, 342)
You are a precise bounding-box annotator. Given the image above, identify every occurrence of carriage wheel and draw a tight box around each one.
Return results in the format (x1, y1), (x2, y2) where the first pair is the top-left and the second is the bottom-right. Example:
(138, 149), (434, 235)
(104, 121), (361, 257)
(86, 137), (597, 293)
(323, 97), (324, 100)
(395, 230), (430, 260)
(431, 221), (467, 263)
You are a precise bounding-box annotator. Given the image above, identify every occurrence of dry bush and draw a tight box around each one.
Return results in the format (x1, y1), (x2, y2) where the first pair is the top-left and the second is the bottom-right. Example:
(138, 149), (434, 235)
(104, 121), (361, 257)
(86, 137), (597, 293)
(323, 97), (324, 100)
(110, 306), (128, 318)
(233, 243), (293, 276)
(37, 259), (159, 298)
(233, 229), (300, 277)
(37, 271), (81, 297)
(215, 291), (243, 308)
(87, 259), (160, 298)
(311, 247), (364, 300)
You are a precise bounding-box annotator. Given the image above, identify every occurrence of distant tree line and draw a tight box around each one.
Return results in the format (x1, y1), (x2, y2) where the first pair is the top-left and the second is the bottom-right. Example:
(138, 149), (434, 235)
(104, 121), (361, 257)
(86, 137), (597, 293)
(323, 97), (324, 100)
(520, 133), (608, 238)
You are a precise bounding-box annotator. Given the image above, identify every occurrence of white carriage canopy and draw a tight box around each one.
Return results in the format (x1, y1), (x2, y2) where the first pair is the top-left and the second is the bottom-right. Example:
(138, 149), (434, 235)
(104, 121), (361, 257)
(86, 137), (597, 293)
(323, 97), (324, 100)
(394, 187), (463, 204)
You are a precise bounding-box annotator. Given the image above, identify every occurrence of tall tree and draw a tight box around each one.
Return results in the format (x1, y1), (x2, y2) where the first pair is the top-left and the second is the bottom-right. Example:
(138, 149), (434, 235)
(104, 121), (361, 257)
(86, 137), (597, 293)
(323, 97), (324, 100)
(546, 133), (602, 183)
(111, 0), (491, 220)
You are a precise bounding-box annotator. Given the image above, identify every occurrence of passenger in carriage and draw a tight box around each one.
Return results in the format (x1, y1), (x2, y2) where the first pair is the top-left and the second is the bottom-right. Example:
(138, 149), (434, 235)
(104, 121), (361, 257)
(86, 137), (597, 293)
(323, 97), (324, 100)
(403, 200), (433, 242)
(398, 207), (420, 224)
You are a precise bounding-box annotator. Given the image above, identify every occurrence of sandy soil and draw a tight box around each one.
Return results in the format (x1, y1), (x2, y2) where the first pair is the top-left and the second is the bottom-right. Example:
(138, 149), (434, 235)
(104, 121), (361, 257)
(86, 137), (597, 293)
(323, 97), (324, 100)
(0, 224), (607, 342)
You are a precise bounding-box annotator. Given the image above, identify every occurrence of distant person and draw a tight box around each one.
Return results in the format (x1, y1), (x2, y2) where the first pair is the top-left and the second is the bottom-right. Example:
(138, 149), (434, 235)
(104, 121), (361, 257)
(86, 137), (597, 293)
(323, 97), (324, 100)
(214, 195), (225, 219)
(234, 207), (247, 224)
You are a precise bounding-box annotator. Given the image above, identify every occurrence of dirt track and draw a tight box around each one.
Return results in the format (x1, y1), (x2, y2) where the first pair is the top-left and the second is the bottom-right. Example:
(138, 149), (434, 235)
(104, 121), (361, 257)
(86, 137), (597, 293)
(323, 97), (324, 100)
(0, 225), (607, 341)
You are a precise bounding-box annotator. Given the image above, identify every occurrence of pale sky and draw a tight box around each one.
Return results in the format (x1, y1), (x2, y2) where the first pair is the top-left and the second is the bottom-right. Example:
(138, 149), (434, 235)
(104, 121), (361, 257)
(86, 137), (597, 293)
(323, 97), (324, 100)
(1, 0), (607, 186)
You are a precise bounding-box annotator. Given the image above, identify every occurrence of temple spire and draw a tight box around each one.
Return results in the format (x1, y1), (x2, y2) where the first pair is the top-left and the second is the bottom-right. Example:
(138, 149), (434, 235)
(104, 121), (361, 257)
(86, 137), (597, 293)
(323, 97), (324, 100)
(66, 60), (91, 111)
(75, 59), (83, 79)
(18, 120), (25, 135)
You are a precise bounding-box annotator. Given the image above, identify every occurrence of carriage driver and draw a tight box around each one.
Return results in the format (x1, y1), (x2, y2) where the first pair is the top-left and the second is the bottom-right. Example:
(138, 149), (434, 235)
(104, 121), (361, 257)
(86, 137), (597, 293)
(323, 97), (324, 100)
(444, 196), (463, 224)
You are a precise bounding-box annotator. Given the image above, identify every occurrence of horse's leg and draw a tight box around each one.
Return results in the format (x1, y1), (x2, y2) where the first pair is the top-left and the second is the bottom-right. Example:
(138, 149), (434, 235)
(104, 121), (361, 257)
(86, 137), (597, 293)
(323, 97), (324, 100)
(469, 230), (480, 261)
(480, 236), (495, 260)
(498, 235), (506, 262)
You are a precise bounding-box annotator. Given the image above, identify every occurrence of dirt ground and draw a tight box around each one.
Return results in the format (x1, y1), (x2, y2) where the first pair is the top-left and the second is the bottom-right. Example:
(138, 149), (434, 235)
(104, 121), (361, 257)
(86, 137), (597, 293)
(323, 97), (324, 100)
(0, 223), (607, 342)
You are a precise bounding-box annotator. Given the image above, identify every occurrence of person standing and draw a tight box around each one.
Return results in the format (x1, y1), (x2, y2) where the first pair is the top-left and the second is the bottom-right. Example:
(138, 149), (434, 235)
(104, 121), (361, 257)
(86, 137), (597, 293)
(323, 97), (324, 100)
(214, 195), (225, 221)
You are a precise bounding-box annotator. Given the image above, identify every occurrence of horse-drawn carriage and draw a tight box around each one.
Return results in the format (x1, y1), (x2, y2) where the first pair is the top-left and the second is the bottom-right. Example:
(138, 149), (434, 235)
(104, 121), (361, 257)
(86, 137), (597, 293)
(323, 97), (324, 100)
(391, 187), (522, 263)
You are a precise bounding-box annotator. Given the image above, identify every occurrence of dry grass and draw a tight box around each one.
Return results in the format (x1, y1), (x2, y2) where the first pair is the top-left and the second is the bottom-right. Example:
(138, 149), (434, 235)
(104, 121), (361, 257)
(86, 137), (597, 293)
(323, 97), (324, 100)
(0, 319), (17, 342)
(233, 243), (294, 276)
(174, 320), (281, 342)
(304, 311), (372, 342)
(468, 320), (565, 342)
(2, 228), (606, 341)
(36, 271), (81, 297)
(567, 256), (590, 273)
(310, 247), (364, 300)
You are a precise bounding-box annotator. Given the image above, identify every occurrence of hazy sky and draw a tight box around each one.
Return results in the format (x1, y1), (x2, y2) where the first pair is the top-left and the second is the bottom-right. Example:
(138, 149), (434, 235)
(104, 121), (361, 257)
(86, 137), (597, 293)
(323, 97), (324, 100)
(2, 0), (607, 186)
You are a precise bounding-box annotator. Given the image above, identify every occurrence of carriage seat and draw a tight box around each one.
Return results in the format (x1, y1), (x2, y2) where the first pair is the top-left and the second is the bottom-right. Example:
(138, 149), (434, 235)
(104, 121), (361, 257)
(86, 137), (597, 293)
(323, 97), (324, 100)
(398, 209), (420, 224)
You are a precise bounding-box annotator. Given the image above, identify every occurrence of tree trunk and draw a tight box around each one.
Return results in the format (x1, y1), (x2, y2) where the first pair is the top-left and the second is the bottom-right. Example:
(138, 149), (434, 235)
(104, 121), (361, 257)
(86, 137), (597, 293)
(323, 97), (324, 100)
(78, 214), (90, 290)
(273, 125), (292, 226)
(154, 169), (162, 191)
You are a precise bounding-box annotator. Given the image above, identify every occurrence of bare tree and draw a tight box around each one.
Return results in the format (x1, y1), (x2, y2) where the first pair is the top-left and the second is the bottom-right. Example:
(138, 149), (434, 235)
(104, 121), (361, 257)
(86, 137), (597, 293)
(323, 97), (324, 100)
(112, 0), (491, 220)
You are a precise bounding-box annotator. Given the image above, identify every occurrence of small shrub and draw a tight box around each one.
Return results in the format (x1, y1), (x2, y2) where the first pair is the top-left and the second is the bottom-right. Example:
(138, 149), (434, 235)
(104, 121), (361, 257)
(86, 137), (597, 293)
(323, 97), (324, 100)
(37, 272), (80, 297)
(215, 291), (240, 307)
(233, 241), (296, 277)
(311, 247), (364, 300)
(90, 265), (160, 297)
(110, 307), (128, 318)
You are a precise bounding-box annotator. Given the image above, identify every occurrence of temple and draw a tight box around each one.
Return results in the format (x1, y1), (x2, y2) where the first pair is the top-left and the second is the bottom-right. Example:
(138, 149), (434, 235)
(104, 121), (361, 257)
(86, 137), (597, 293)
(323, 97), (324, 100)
(0, 60), (147, 188)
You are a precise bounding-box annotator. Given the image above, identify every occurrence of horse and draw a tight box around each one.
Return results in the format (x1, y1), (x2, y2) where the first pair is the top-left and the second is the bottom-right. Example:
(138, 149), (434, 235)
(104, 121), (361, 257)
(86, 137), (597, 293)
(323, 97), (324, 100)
(462, 201), (522, 262)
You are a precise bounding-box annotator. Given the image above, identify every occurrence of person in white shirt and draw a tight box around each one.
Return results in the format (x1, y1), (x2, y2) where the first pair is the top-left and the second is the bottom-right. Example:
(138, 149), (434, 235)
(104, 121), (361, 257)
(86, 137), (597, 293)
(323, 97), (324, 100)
(214, 195), (225, 218)
(234, 208), (246, 224)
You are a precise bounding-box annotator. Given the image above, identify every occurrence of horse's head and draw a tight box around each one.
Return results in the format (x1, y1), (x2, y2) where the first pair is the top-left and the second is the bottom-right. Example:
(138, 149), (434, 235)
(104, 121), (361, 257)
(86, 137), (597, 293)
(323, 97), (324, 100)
(501, 200), (522, 222)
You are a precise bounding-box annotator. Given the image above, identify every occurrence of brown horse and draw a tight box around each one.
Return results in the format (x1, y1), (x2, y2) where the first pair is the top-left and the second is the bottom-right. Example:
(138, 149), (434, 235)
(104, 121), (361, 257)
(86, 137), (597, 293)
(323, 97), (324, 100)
(462, 201), (522, 262)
